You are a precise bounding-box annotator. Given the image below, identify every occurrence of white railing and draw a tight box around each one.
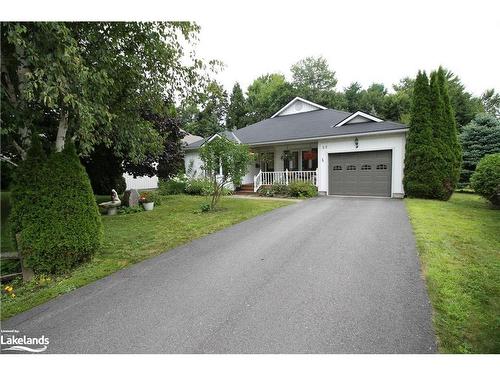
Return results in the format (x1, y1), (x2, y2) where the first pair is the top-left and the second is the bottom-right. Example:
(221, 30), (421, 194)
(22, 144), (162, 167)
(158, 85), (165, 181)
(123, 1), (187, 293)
(253, 169), (317, 192)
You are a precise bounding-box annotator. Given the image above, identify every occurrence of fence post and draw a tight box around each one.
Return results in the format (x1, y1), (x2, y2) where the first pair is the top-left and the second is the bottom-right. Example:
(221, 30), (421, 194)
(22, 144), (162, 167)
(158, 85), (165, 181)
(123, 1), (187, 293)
(285, 169), (289, 185)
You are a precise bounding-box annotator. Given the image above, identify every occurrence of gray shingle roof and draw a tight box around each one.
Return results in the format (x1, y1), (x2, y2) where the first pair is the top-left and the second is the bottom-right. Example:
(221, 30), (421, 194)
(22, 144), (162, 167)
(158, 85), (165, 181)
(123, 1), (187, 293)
(185, 109), (408, 150)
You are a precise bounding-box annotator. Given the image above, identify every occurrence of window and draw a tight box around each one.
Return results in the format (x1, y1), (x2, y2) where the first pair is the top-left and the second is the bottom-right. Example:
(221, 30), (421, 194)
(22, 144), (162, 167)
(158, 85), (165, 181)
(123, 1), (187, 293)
(346, 165), (356, 171)
(332, 165), (342, 171)
(361, 164), (372, 170)
(376, 164), (388, 170)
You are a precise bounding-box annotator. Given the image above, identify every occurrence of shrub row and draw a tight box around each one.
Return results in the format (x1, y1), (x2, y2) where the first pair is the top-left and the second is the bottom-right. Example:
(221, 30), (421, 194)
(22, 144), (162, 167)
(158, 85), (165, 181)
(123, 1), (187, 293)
(158, 175), (231, 197)
(258, 181), (318, 198)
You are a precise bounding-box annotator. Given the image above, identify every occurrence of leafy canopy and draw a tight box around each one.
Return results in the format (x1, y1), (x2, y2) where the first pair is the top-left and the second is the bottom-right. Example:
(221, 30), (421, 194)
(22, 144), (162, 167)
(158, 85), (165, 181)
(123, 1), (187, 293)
(1, 22), (213, 162)
(199, 136), (251, 209)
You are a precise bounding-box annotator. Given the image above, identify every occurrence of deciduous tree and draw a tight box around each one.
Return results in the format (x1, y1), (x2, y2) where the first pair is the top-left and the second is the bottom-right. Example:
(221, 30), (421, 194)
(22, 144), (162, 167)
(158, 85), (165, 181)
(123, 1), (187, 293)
(199, 136), (250, 210)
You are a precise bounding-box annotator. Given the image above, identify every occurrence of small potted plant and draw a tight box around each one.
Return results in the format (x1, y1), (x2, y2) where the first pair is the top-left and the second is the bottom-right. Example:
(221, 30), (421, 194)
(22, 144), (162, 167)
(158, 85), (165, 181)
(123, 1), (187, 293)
(139, 191), (155, 211)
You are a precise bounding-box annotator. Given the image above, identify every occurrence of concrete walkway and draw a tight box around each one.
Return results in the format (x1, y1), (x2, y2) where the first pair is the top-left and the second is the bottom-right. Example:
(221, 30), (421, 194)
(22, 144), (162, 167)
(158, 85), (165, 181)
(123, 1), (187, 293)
(3, 197), (436, 353)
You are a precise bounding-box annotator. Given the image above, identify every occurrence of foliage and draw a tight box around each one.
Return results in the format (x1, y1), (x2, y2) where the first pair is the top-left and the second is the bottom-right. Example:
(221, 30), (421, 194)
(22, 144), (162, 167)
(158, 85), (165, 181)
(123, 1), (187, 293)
(199, 202), (211, 212)
(139, 191), (156, 204)
(481, 89), (500, 118)
(1, 22), (211, 163)
(470, 153), (500, 206)
(406, 193), (500, 353)
(245, 74), (296, 124)
(460, 113), (500, 184)
(10, 142), (103, 274)
(258, 183), (290, 197)
(404, 68), (462, 200)
(199, 137), (251, 209)
(81, 144), (126, 195)
(226, 82), (248, 130)
(185, 178), (213, 196)
(427, 68), (462, 200)
(291, 56), (338, 92)
(288, 181), (318, 198)
(123, 111), (185, 179)
(290, 56), (340, 107)
(403, 71), (443, 198)
(1, 195), (291, 319)
(1, 160), (16, 190)
(158, 175), (188, 195)
(181, 81), (228, 137)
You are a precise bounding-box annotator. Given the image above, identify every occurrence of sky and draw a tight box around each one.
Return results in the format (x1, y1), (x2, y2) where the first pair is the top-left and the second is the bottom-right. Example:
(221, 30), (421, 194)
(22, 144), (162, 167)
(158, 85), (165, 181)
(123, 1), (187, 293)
(192, 0), (500, 96)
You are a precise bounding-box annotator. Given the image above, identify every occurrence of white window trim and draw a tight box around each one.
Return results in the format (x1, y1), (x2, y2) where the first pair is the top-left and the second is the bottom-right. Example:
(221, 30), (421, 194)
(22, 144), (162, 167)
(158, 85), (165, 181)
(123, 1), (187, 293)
(271, 97), (327, 118)
(332, 111), (383, 127)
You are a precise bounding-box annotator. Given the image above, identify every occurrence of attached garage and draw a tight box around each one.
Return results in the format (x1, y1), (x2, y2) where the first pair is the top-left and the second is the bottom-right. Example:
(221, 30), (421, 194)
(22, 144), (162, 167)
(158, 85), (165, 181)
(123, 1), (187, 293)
(328, 150), (392, 197)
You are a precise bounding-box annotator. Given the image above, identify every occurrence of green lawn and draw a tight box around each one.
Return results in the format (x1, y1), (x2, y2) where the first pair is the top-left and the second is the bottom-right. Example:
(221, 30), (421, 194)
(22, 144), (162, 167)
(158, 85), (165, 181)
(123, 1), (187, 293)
(406, 193), (500, 353)
(0, 194), (292, 320)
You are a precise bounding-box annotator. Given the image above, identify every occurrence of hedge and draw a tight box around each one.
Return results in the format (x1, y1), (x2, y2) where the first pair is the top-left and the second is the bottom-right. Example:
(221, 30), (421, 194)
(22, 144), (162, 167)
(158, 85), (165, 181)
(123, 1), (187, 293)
(11, 142), (103, 274)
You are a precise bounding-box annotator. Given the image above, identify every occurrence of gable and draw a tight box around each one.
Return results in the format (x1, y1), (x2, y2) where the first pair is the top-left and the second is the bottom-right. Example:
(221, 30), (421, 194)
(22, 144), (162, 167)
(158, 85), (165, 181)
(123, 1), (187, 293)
(332, 111), (383, 127)
(271, 97), (326, 118)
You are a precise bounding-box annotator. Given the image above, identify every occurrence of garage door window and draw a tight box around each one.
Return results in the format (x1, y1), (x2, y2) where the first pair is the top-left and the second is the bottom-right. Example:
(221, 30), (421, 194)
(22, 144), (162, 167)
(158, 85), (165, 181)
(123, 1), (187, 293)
(346, 165), (356, 171)
(376, 164), (388, 170)
(361, 164), (372, 170)
(332, 165), (342, 171)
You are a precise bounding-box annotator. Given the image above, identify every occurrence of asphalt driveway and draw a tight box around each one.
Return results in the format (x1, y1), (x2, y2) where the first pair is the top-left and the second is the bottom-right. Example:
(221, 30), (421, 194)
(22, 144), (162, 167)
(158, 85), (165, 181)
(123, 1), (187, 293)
(2, 197), (436, 353)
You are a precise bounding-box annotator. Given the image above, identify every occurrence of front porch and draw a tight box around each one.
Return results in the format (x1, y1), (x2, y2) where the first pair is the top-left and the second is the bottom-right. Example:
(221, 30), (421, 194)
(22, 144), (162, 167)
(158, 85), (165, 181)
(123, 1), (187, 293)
(241, 142), (319, 193)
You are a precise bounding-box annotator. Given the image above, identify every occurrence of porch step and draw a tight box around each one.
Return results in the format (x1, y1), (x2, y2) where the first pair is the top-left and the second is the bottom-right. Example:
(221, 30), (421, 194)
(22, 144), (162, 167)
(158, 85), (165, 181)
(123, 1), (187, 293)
(235, 183), (257, 195)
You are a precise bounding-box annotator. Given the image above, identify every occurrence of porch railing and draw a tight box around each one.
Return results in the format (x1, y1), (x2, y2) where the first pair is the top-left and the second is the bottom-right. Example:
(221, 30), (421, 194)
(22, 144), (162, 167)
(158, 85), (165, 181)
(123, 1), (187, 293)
(253, 169), (317, 192)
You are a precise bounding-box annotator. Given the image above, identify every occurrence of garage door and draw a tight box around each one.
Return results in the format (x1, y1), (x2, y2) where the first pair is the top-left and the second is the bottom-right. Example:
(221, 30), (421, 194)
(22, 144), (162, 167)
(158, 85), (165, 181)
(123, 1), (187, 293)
(328, 150), (392, 197)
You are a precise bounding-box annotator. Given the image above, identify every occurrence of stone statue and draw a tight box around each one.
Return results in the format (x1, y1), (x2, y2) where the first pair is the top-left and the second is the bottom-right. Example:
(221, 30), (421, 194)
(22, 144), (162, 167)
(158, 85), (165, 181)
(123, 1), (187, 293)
(98, 189), (122, 215)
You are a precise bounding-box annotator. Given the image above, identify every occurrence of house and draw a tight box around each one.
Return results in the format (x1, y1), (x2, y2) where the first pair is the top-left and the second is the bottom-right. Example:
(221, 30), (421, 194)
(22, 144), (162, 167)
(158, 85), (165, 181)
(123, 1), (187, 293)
(184, 97), (408, 197)
(124, 130), (203, 190)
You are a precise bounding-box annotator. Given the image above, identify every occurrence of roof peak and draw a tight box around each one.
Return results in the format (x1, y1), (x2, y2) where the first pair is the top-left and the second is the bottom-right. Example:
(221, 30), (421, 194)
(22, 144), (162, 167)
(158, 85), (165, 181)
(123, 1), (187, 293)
(271, 97), (327, 118)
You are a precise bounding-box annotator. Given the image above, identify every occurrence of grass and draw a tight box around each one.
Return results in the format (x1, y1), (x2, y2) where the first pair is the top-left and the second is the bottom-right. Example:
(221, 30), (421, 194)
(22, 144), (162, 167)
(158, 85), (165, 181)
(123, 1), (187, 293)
(406, 193), (500, 353)
(0, 194), (292, 320)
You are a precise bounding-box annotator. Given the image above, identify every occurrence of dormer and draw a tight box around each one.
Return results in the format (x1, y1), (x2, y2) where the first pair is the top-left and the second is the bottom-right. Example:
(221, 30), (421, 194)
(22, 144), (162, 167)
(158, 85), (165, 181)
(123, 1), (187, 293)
(332, 111), (383, 127)
(271, 97), (327, 118)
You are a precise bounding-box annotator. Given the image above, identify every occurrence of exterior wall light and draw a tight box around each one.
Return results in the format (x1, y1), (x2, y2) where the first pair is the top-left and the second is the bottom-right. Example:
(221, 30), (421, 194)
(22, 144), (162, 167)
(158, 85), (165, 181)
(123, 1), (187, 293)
(354, 137), (359, 148)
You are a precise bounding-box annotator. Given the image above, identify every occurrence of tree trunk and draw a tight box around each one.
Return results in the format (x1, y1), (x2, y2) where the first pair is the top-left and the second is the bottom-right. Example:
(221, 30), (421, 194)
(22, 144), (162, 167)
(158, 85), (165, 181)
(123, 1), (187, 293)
(55, 111), (69, 152)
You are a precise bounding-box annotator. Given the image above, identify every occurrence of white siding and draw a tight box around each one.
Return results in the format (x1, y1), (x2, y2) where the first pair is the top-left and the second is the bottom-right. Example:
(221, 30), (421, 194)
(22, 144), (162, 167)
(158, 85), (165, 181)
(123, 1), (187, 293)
(184, 151), (204, 179)
(278, 101), (320, 116)
(124, 173), (158, 190)
(317, 133), (406, 197)
(345, 115), (373, 124)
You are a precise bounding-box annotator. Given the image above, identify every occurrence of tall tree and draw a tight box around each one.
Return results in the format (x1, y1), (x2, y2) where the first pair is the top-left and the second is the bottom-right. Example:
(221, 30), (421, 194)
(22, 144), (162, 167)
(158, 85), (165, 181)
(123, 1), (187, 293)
(481, 88), (500, 118)
(1, 22), (210, 162)
(290, 56), (338, 106)
(460, 113), (500, 184)
(359, 83), (387, 116)
(343, 82), (363, 112)
(123, 111), (185, 179)
(181, 81), (228, 137)
(440, 69), (483, 129)
(437, 67), (462, 195)
(403, 71), (443, 198)
(245, 73), (295, 124)
(226, 82), (248, 129)
(291, 56), (337, 92)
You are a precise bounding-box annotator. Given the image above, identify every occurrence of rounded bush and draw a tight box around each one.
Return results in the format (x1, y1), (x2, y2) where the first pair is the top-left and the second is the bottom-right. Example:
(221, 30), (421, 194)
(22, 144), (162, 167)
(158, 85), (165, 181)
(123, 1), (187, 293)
(158, 176), (186, 195)
(288, 181), (318, 198)
(470, 153), (500, 207)
(185, 179), (213, 196)
(11, 142), (103, 274)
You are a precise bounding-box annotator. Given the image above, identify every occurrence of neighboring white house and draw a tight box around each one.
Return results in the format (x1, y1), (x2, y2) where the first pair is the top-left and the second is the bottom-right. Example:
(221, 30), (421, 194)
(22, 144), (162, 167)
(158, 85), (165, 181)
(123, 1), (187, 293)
(184, 97), (408, 198)
(124, 130), (203, 190)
